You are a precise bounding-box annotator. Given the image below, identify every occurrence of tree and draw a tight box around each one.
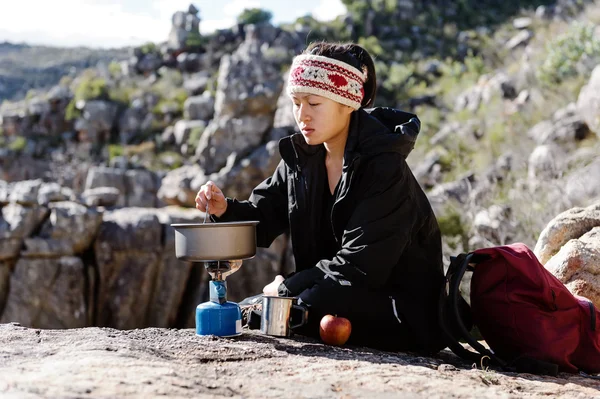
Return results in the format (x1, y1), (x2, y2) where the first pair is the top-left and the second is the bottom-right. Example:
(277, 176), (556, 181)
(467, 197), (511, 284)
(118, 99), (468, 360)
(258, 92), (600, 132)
(237, 8), (273, 25)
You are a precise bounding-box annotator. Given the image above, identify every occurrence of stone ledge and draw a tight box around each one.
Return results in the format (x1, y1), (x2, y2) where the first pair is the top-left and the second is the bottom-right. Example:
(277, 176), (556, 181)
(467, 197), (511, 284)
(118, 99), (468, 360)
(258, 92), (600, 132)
(0, 324), (598, 398)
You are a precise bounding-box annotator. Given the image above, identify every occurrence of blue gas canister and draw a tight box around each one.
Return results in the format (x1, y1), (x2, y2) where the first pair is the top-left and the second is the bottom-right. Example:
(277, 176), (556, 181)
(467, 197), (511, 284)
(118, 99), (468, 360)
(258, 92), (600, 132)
(195, 280), (242, 336)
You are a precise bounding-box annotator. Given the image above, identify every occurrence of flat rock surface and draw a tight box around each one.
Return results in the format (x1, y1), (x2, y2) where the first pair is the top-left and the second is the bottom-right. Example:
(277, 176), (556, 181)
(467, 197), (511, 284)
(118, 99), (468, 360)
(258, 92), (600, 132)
(1, 323), (599, 398)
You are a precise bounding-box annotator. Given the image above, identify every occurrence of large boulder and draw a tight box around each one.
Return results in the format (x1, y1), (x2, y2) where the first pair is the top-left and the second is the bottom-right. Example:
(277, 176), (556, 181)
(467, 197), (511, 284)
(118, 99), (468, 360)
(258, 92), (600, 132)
(157, 164), (206, 207)
(196, 114), (272, 174)
(94, 208), (163, 329)
(577, 64), (600, 138)
(0, 256), (89, 328)
(85, 167), (160, 208)
(1, 203), (49, 240)
(8, 179), (43, 205)
(534, 202), (600, 264)
(37, 201), (103, 255)
(213, 39), (283, 118)
(564, 159), (600, 207)
(183, 92), (215, 121)
(544, 227), (600, 308)
(149, 207), (203, 328)
(527, 144), (566, 180)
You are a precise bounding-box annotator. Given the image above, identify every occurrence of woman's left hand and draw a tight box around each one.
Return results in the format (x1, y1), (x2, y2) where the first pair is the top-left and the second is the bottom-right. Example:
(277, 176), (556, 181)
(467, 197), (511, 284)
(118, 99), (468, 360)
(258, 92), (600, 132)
(263, 275), (285, 296)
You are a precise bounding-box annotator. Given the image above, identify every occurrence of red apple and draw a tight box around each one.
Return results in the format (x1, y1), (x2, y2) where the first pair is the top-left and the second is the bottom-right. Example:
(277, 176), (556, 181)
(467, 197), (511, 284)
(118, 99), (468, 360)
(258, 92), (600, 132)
(319, 314), (352, 346)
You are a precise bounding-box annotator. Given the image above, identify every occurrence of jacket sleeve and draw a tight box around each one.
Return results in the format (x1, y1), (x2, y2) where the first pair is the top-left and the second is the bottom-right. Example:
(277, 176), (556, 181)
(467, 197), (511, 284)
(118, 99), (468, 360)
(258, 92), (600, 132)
(279, 153), (424, 295)
(214, 159), (289, 248)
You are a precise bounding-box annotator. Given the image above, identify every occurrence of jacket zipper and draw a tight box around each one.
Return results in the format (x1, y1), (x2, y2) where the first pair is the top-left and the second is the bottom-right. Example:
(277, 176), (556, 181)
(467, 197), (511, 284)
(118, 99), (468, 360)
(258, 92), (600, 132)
(330, 156), (359, 244)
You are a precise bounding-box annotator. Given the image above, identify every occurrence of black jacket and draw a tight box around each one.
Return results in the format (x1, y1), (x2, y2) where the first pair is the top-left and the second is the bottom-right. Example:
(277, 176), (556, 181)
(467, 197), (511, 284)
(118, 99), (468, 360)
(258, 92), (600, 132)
(217, 107), (445, 351)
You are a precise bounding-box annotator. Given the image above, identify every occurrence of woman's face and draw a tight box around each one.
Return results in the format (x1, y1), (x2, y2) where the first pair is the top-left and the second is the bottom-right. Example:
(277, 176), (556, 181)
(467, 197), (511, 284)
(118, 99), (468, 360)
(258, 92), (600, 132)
(290, 93), (354, 146)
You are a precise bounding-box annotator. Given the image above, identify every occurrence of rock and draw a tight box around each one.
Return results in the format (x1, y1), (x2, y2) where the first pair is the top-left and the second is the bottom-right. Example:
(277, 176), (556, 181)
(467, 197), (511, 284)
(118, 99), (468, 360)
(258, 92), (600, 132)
(149, 207), (202, 327)
(8, 179), (43, 205)
(77, 100), (118, 143)
(196, 114), (272, 174)
(157, 164), (206, 207)
(534, 202), (600, 264)
(21, 237), (74, 257)
(82, 187), (121, 207)
(513, 17), (533, 29)
(161, 125), (176, 145)
(0, 204), (49, 240)
(0, 256), (89, 328)
(454, 73), (516, 112)
(208, 140), (281, 201)
(528, 103), (591, 145)
(429, 120), (481, 146)
(38, 201), (103, 254)
(125, 169), (160, 208)
(176, 52), (204, 73)
(118, 106), (154, 144)
(0, 325), (599, 398)
(576, 64), (600, 138)
(544, 227), (600, 307)
(85, 167), (159, 207)
(183, 72), (210, 95)
(0, 154), (50, 182)
(85, 167), (127, 207)
(273, 73), (296, 129)
(0, 181), (8, 203)
(428, 174), (476, 215)
(37, 182), (75, 205)
(173, 119), (207, 146)
(183, 92), (215, 121)
(505, 30), (533, 49)
(213, 39), (283, 118)
(472, 205), (514, 245)
(94, 208), (162, 329)
(0, 261), (10, 315)
(0, 239), (21, 261)
(527, 144), (566, 180)
(564, 160), (600, 207)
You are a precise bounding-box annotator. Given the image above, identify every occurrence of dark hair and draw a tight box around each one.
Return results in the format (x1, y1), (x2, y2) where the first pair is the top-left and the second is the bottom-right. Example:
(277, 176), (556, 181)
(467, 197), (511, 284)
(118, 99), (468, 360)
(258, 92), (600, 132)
(304, 42), (377, 108)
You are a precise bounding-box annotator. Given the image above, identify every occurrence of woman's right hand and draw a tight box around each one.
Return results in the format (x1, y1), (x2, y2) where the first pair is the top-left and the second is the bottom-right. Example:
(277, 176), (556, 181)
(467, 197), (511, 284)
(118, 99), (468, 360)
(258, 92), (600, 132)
(195, 181), (227, 218)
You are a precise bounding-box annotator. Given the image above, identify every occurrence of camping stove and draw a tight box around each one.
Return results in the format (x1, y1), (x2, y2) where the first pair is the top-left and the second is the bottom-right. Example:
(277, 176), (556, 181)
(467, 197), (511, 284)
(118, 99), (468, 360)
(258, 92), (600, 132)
(195, 259), (244, 337)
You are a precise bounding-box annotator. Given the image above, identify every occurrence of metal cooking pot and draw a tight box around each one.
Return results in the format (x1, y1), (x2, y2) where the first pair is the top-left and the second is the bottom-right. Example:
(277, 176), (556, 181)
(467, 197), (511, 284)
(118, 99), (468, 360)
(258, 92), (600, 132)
(171, 221), (260, 261)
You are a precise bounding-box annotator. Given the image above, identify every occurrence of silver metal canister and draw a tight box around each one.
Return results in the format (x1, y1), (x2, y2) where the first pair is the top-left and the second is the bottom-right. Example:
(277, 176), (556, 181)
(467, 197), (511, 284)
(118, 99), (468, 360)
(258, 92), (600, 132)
(260, 296), (308, 337)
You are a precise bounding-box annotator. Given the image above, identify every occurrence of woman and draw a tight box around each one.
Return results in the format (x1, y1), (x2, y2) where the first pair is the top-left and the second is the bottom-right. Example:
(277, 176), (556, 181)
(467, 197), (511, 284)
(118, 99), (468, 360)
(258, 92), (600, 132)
(195, 42), (445, 353)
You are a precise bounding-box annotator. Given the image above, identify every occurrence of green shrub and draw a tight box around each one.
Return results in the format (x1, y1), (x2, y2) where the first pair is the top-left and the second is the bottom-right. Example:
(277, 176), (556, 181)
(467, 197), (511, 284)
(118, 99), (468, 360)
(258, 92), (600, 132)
(140, 42), (158, 55)
(108, 61), (122, 79)
(237, 8), (272, 25)
(108, 144), (124, 161)
(9, 136), (26, 153)
(538, 22), (600, 85)
(437, 206), (470, 251)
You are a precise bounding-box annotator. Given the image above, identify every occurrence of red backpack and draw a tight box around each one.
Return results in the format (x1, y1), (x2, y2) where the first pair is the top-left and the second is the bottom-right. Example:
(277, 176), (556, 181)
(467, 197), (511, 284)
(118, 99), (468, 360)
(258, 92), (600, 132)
(439, 243), (600, 377)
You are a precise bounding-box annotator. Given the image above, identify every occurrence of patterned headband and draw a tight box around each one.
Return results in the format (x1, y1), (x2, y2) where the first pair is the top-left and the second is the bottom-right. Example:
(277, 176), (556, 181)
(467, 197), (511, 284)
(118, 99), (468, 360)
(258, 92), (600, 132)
(287, 54), (367, 110)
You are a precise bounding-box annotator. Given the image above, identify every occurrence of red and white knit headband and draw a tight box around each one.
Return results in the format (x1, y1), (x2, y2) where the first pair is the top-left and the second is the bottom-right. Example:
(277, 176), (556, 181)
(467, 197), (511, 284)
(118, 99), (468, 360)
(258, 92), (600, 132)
(287, 54), (367, 110)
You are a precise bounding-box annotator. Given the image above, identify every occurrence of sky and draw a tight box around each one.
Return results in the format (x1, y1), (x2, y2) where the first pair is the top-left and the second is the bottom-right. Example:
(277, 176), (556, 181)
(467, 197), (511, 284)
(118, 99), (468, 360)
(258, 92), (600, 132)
(0, 0), (347, 49)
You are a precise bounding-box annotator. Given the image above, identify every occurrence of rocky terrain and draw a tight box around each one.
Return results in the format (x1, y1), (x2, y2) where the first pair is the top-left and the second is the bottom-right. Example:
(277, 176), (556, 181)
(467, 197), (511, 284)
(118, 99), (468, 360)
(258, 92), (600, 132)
(0, 0), (599, 343)
(1, 324), (599, 398)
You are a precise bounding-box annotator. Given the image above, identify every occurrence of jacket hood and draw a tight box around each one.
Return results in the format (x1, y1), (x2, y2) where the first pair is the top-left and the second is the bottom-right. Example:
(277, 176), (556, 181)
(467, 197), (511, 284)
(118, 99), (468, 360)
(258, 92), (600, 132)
(353, 107), (421, 159)
(279, 106), (421, 168)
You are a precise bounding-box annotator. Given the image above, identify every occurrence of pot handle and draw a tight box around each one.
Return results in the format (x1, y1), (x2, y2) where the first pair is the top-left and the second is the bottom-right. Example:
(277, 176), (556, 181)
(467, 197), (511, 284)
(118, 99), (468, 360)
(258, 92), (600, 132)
(290, 304), (308, 329)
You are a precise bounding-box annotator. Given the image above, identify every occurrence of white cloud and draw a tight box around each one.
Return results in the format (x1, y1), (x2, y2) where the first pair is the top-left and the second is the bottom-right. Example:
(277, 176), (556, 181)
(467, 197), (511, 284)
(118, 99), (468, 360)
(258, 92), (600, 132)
(0, 0), (169, 48)
(312, 0), (346, 21)
(0, 0), (346, 48)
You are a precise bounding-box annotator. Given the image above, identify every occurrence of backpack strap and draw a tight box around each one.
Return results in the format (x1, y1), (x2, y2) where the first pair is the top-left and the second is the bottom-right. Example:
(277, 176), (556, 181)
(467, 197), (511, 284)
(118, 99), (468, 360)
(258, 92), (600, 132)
(440, 250), (560, 377)
(439, 252), (507, 368)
